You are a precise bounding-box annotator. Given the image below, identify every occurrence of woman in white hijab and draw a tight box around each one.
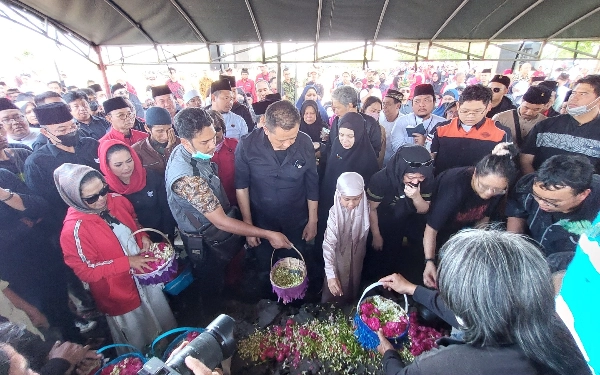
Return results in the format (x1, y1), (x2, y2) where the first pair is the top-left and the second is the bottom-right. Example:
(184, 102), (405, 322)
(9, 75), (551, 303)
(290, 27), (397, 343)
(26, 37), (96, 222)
(322, 172), (370, 303)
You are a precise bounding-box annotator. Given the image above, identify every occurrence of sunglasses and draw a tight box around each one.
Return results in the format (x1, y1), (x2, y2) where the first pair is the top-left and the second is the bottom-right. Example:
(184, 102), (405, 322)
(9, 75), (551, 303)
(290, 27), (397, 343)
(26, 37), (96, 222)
(82, 184), (109, 204)
(403, 157), (434, 168)
(491, 87), (502, 93)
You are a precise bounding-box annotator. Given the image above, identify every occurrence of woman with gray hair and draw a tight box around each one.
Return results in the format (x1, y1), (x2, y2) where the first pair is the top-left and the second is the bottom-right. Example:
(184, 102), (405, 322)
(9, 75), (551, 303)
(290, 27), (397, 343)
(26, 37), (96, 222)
(377, 229), (591, 375)
(54, 163), (176, 350)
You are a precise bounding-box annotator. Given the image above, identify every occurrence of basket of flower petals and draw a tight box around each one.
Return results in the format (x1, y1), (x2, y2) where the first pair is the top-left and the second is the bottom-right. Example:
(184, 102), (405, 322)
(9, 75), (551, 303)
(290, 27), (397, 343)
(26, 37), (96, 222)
(94, 344), (146, 375)
(130, 228), (177, 285)
(354, 282), (409, 350)
(270, 245), (308, 304)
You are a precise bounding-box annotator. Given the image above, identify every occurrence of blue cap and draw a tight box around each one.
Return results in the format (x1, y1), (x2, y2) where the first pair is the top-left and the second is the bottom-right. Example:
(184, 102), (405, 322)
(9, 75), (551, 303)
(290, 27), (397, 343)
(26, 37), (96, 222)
(145, 106), (172, 126)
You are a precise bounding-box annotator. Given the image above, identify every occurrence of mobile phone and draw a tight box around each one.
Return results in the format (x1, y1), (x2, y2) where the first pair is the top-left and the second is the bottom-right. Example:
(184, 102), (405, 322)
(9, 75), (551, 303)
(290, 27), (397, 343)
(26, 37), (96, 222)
(405, 123), (426, 136)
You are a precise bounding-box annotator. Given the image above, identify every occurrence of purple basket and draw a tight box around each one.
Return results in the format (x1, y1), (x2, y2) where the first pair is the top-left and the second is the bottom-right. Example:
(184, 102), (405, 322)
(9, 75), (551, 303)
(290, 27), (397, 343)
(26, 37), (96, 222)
(129, 228), (178, 286)
(270, 245), (308, 304)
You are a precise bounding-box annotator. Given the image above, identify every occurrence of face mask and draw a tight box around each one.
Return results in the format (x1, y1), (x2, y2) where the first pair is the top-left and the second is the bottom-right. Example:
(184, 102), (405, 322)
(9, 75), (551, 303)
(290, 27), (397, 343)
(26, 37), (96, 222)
(191, 146), (213, 160)
(55, 130), (79, 147)
(367, 84), (374, 89)
(88, 100), (99, 112)
(567, 96), (600, 117)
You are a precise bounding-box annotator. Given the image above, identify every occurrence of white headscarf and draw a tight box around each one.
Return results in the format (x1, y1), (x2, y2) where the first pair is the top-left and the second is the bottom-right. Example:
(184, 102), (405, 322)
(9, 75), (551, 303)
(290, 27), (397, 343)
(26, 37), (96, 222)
(333, 172), (370, 254)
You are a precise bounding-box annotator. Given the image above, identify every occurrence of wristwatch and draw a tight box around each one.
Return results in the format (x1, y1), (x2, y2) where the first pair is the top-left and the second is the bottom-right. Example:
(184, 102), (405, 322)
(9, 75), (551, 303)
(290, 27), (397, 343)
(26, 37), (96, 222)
(424, 258), (435, 265)
(1, 189), (14, 202)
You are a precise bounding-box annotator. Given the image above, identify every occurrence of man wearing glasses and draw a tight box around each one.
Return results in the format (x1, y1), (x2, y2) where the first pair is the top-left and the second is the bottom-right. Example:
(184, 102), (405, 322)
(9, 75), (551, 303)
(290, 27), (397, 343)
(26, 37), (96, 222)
(430, 84), (512, 176)
(24, 102), (100, 224)
(507, 155), (600, 258)
(111, 83), (145, 119)
(486, 74), (516, 118)
(99, 97), (148, 146)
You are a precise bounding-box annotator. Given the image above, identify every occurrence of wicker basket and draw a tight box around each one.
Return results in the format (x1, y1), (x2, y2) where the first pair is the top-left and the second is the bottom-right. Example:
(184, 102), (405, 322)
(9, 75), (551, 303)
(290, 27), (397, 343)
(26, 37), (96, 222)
(130, 228), (178, 285)
(354, 282), (409, 350)
(269, 245), (308, 304)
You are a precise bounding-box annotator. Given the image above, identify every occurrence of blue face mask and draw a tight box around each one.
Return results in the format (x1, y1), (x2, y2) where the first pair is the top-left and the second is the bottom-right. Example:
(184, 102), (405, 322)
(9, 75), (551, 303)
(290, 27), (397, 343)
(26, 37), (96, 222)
(191, 150), (213, 160)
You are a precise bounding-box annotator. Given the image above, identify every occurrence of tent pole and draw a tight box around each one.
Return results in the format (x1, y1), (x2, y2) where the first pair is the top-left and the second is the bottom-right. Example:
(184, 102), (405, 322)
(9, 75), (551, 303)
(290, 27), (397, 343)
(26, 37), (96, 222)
(277, 43), (282, 95)
(94, 45), (111, 98)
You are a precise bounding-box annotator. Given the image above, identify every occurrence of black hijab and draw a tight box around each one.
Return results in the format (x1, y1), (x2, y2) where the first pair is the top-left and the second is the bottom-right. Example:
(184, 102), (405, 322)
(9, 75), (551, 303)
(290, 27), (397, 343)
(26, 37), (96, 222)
(385, 144), (434, 197)
(299, 100), (325, 142)
(320, 112), (379, 210)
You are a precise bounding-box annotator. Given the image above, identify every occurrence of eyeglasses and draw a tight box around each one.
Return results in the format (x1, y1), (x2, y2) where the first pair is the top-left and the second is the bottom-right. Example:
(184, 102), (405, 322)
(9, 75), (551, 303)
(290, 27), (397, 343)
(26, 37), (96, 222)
(110, 112), (136, 121)
(82, 184), (109, 204)
(402, 157), (434, 168)
(491, 87), (502, 93)
(114, 90), (128, 96)
(531, 190), (561, 208)
(458, 108), (487, 116)
(475, 177), (507, 195)
(0, 114), (26, 126)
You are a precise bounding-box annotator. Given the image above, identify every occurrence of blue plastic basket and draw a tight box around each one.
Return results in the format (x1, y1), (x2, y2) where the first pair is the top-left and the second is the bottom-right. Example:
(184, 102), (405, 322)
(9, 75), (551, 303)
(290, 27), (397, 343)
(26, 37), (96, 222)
(94, 344), (146, 375)
(150, 327), (206, 360)
(353, 282), (409, 350)
(163, 261), (194, 295)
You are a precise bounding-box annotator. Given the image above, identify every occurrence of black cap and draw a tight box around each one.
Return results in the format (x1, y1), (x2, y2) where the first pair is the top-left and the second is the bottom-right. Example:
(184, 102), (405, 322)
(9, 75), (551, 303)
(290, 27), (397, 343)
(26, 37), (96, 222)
(88, 84), (103, 93)
(34, 102), (73, 125)
(103, 97), (129, 114)
(522, 86), (551, 105)
(531, 76), (546, 83)
(538, 80), (558, 93)
(219, 75), (236, 89)
(241, 68), (249, 74)
(481, 68), (492, 74)
(490, 75), (511, 88)
(151, 85), (172, 98)
(211, 79), (232, 94)
(0, 98), (18, 111)
(413, 84), (435, 98)
(252, 94), (281, 116)
(111, 83), (126, 94)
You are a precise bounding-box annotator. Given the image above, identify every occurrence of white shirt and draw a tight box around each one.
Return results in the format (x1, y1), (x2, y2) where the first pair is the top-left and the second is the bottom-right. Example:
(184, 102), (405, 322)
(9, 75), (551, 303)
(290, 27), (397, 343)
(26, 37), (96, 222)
(220, 111), (248, 141)
(8, 128), (40, 149)
(379, 111), (402, 166)
(389, 113), (446, 154)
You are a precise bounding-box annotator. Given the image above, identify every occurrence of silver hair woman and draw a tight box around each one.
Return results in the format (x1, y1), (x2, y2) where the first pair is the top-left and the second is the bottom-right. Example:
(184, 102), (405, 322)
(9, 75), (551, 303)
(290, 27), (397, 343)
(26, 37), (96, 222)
(378, 229), (591, 375)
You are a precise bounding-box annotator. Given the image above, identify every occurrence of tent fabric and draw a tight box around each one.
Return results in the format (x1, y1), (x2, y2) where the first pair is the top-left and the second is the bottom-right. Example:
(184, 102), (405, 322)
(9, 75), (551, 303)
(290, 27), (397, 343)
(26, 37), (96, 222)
(6, 0), (600, 46)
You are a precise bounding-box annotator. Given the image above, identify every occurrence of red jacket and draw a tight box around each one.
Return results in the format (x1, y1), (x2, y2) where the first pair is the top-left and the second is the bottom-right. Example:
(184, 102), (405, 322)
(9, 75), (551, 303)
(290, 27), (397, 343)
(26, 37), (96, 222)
(237, 78), (256, 102)
(100, 128), (148, 146)
(60, 194), (147, 316)
(212, 137), (238, 206)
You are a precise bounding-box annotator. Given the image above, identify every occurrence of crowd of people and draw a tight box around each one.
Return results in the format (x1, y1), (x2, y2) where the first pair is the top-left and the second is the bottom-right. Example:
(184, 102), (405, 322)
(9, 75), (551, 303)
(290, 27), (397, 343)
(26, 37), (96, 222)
(1, 61), (599, 375)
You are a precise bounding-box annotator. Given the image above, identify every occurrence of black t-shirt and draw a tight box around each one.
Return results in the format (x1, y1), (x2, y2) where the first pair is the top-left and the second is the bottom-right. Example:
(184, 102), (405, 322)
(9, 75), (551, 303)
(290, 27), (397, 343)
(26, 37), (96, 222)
(522, 114), (600, 172)
(274, 149), (288, 165)
(123, 169), (175, 241)
(367, 168), (433, 220)
(506, 173), (600, 255)
(428, 167), (502, 234)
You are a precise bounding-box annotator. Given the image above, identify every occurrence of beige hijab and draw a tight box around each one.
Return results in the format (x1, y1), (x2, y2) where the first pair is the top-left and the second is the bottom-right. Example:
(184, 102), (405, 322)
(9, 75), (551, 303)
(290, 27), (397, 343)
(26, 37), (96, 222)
(333, 172), (370, 254)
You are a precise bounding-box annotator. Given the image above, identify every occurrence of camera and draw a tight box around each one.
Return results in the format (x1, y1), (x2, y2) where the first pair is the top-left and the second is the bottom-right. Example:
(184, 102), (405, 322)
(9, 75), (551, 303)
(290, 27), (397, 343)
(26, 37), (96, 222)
(139, 314), (235, 375)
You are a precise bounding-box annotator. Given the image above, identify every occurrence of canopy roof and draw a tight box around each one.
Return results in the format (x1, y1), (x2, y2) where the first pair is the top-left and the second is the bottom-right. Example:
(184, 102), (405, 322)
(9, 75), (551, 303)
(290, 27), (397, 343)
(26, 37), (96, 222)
(6, 0), (600, 46)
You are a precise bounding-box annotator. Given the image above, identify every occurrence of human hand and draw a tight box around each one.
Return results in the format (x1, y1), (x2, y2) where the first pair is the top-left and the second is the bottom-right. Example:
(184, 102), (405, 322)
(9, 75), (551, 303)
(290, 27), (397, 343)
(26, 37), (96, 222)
(412, 133), (426, 146)
(25, 307), (50, 328)
(49, 341), (89, 366)
(404, 183), (420, 199)
(128, 255), (158, 272)
(302, 221), (317, 242)
(372, 233), (384, 251)
(327, 278), (343, 297)
(185, 357), (223, 375)
(376, 329), (394, 356)
(141, 236), (152, 252)
(379, 273), (417, 295)
(75, 349), (102, 375)
(423, 262), (437, 288)
(166, 128), (177, 149)
(246, 236), (261, 248)
(267, 232), (292, 249)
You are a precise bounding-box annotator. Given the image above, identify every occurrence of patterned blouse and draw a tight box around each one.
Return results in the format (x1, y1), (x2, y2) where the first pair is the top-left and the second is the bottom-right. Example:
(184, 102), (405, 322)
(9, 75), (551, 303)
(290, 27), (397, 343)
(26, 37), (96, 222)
(172, 176), (220, 214)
